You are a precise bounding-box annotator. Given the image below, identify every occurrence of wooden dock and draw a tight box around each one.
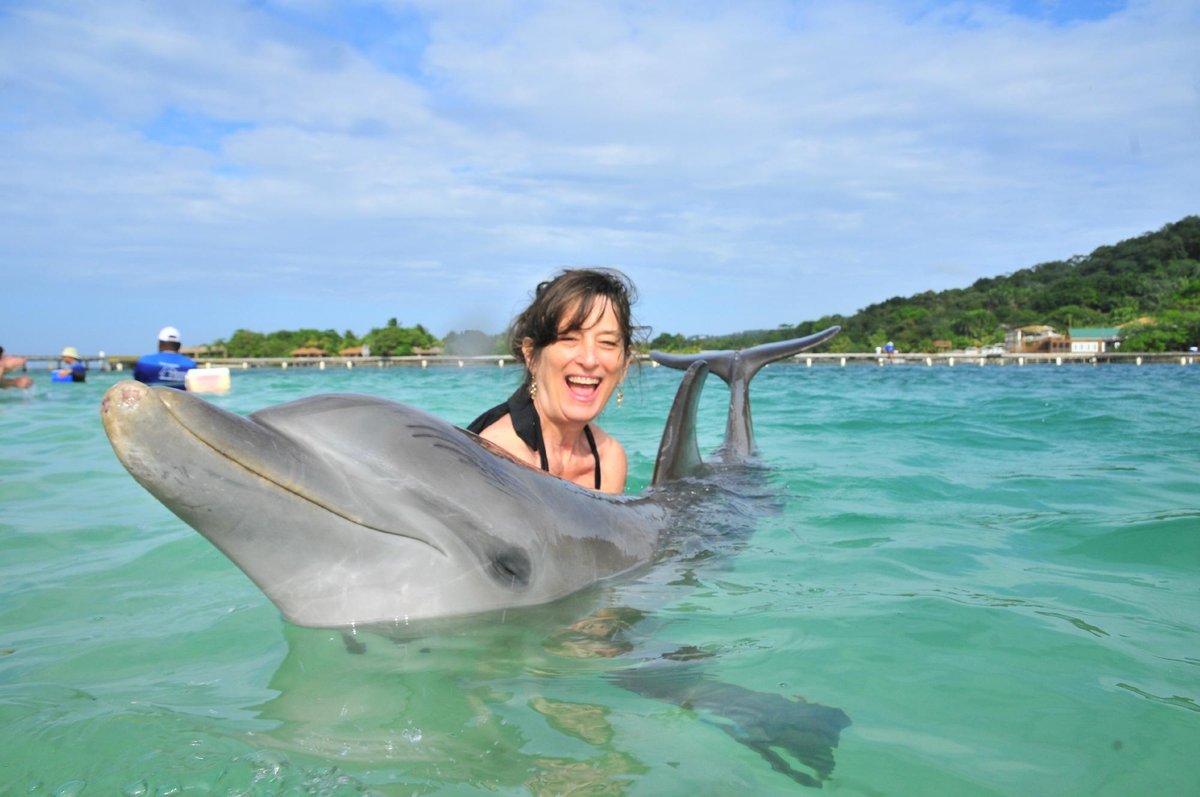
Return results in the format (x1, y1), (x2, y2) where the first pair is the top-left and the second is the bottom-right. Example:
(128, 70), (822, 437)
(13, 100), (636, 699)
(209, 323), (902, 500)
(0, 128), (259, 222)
(105, 351), (1200, 370)
(793, 352), (1198, 367)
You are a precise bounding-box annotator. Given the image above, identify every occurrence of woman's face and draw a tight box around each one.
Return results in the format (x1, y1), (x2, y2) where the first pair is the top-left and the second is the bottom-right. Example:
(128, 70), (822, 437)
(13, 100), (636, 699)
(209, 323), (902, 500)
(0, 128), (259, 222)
(526, 298), (628, 427)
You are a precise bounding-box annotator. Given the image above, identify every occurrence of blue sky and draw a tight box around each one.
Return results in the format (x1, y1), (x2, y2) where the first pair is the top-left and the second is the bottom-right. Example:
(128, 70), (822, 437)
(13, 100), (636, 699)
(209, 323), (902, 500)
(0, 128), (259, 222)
(1, 0), (1196, 355)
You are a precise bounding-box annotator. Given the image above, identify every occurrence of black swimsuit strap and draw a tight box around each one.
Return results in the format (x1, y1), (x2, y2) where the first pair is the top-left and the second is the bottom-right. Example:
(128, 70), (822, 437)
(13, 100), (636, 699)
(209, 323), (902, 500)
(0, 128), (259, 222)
(583, 425), (601, 490)
(506, 386), (549, 471)
(466, 385), (601, 489)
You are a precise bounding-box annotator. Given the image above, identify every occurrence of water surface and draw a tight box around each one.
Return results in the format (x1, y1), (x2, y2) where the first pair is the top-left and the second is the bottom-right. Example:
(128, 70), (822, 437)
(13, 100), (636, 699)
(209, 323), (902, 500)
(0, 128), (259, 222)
(1, 363), (1196, 795)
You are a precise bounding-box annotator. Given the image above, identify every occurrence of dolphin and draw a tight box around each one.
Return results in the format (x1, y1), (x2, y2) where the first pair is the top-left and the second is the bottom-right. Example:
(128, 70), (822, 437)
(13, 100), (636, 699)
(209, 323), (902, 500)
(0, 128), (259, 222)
(100, 326), (839, 628)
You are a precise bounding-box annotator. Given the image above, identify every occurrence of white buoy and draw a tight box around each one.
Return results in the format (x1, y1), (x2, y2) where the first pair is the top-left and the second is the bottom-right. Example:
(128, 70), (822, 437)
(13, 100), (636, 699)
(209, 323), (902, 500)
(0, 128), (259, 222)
(840, 357), (846, 367)
(1055, 357), (1062, 366)
(1136, 356), (1142, 366)
(498, 359), (504, 367)
(421, 359), (428, 368)
(346, 361), (353, 369)
(948, 357), (955, 367)
(806, 357), (813, 368)
(185, 367), (231, 394)
(319, 361), (326, 370)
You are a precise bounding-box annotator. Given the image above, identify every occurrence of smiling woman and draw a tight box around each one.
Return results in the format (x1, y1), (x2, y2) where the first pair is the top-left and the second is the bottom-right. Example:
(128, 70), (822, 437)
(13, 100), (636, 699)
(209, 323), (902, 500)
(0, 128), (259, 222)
(466, 268), (639, 494)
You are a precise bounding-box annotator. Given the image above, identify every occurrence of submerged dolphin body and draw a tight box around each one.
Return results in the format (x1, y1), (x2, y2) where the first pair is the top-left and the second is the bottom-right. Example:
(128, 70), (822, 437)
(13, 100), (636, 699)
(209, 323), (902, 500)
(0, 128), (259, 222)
(611, 663), (852, 788)
(100, 327), (839, 627)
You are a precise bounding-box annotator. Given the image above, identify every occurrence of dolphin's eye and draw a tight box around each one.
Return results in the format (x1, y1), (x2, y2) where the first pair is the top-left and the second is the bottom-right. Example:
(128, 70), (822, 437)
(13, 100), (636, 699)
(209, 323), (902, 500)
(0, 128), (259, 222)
(490, 546), (532, 588)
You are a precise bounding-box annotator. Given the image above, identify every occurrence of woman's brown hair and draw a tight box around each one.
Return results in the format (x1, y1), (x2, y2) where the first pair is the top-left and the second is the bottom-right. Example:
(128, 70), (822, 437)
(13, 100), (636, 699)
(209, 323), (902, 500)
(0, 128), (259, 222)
(508, 268), (639, 379)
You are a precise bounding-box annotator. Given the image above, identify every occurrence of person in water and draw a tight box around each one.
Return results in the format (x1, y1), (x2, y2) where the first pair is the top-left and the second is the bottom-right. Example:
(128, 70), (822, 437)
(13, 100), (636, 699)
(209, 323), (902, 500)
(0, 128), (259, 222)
(134, 326), (196, 390)
(0, 345), (34, 389)
(467, 268), (637, 494)
(54, 347), (87, 382)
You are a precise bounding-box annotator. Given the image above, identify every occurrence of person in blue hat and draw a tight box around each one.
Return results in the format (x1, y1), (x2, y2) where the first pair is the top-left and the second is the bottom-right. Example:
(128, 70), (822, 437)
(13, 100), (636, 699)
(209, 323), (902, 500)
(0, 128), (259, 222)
(134, 327), (196, 390)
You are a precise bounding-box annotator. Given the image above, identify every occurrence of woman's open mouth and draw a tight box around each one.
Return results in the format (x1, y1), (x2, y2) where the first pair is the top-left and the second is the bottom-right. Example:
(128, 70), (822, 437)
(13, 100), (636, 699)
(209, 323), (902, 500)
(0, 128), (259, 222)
(565, 375), (601, 401)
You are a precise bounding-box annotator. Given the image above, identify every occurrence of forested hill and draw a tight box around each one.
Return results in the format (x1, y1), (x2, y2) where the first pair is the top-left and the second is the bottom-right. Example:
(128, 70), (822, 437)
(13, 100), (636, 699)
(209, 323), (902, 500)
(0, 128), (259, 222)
(651, 215), (1200, 353)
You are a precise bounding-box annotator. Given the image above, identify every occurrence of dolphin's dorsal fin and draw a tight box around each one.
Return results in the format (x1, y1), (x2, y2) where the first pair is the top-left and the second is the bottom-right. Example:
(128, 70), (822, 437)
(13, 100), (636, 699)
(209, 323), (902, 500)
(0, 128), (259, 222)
(651, 360), (709, 486)
(650, 326), (840, 459)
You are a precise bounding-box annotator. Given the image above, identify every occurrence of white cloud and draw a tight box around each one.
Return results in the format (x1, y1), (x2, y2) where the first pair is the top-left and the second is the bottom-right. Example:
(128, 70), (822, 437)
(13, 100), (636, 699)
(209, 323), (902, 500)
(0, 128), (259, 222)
(0, 0), (1196, 353)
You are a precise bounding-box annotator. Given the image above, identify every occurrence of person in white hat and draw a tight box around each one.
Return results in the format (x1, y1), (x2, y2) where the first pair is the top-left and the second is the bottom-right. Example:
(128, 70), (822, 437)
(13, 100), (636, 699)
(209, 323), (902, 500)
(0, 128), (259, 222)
(133, 326), (196, 390)
(52, 346), (88, 382)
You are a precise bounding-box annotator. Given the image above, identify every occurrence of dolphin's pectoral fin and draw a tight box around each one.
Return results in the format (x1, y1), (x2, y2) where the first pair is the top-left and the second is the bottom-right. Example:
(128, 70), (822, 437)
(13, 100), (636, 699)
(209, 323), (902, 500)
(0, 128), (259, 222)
(341, 632), (367, 655)
(661, 645), (715, 662)
(651, 361), (709, 486)
(609, 663), (850, 788)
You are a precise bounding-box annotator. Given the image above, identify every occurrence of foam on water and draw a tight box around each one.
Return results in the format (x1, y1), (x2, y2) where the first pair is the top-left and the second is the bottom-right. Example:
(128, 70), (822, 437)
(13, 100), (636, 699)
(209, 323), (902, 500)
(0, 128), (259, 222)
(1, 364), (1197, 795)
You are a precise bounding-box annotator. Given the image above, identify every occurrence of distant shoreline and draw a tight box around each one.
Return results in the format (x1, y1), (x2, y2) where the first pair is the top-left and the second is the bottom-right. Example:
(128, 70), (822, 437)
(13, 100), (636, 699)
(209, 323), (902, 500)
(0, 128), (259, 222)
(12, 351), (1198, 370)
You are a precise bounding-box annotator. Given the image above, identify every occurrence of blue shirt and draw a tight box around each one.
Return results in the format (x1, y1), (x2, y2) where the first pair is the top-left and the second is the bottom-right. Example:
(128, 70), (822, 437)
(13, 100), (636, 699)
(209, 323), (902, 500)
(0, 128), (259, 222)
(52, 361), (87, 382)
(134, 351), (196, 389)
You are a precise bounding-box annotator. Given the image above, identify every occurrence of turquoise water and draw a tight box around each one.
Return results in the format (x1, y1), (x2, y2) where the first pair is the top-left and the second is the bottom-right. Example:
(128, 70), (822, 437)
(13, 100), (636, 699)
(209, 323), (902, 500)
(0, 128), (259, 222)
(1, 363), (1197, 795)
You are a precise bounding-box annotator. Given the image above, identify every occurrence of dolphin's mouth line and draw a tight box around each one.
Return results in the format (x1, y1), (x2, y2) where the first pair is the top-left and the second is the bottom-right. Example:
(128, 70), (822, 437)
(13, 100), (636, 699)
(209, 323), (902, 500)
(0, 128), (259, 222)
(153, 394), (449, 557)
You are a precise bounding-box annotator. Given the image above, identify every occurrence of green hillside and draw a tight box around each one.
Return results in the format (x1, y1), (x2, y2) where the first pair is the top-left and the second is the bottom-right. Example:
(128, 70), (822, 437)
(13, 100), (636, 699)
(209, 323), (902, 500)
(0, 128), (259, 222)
(652, 216), (1200, 353)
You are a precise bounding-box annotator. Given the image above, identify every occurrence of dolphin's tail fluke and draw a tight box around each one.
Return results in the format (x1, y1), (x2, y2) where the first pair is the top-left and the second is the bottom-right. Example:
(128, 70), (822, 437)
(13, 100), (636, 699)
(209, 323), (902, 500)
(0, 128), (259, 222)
(649, 326), (840, 467)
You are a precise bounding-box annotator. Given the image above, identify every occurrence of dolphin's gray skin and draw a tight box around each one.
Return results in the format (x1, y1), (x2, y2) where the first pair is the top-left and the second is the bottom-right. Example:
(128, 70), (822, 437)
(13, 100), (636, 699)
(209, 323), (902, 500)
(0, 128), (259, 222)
(100, 326), (839, 628)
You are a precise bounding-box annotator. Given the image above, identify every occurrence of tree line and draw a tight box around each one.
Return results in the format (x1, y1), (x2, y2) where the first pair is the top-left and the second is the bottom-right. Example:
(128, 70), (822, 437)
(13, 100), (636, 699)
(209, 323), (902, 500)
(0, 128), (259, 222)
(212, 318), (439, 358)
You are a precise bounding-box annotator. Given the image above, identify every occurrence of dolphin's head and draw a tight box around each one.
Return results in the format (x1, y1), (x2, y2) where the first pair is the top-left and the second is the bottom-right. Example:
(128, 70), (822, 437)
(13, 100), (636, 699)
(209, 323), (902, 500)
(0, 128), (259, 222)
(101, 381), (660, 627)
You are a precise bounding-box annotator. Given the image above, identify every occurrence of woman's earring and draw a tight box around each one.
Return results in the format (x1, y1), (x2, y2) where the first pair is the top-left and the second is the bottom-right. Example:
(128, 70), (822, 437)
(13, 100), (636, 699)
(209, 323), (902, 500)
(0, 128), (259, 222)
(529, 377), (538, 400)
(617, 387), (623, 408)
